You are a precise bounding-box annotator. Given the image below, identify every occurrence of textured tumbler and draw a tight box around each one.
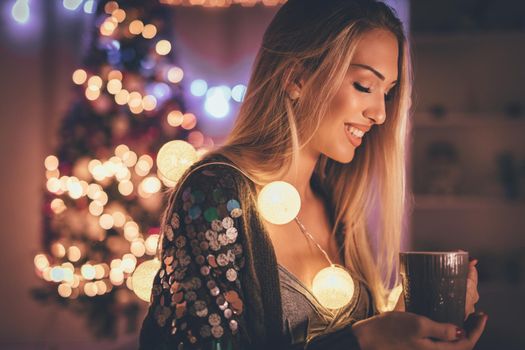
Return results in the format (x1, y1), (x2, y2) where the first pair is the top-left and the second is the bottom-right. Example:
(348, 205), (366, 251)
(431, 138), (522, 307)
(399, 251), (469, 328)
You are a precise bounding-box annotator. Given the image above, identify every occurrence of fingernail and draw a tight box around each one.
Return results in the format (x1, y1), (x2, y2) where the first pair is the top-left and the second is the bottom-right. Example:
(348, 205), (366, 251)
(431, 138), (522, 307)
(456, 328), (465, 339)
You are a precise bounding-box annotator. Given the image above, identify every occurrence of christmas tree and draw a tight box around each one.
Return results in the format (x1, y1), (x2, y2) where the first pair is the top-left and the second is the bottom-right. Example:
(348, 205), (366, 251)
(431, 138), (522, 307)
(32, 0), (212, 338)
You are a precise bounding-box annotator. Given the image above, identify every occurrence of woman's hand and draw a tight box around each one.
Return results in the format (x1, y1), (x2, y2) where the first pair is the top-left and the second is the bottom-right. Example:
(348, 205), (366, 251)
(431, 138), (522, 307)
(352, 311), (488, 350)
(465, 259), (480, 320)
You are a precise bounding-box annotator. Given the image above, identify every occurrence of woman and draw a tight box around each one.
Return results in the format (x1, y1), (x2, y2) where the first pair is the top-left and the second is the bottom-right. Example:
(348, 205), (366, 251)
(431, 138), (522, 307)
(139, 0), (487, 349)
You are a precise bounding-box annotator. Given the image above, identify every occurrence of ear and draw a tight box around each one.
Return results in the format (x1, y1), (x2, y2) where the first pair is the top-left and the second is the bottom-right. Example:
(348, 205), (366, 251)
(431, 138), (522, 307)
(284, 59), (307, 93)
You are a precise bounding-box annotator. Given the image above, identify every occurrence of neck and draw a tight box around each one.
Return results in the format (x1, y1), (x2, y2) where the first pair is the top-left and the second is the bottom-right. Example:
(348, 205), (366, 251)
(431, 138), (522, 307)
(280, 145), (320, 204)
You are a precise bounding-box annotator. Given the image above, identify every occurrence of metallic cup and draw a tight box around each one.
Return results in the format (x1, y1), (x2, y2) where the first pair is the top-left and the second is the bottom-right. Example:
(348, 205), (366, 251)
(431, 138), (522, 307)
(400, 251), (469, 327)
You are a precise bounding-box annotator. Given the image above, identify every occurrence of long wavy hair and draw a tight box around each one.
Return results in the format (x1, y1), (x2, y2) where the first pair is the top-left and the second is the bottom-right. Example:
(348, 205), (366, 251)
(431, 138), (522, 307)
(164, 0), (413, 313)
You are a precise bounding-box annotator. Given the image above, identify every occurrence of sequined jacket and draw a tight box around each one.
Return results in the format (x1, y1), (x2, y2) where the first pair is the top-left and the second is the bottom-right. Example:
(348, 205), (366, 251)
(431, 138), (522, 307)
(139, 154), (363, 350)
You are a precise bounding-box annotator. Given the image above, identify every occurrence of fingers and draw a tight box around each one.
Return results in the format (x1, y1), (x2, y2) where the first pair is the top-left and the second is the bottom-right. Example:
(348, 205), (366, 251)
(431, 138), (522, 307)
(416, 313), (487, 350)
(464, 312), (489, 345)
(417, 316), (461, 342)
(465, 260), (480, 319)
(467, 260), (478, 286)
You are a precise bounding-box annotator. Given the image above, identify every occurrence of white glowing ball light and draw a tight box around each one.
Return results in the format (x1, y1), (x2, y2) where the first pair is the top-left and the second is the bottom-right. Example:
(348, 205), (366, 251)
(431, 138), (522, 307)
(312, 265), (355, 309)
(257, 181), (301, 225)
(132, 258), (161, 302)
(156, 140), (198, 182)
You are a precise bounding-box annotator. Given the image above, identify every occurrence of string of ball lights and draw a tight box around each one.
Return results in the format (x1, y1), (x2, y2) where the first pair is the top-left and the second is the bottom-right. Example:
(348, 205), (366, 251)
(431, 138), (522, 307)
(146, 143), (356, 309)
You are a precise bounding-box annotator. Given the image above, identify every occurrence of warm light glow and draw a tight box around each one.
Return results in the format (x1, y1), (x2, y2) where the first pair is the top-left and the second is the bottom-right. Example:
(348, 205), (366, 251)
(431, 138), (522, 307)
(72, 69), (87, 85)
(94, 264), (106, 279)
(145, 234), (160, 255)
(46, 178), (61, 193)
(115, 144), (130, 158)
(122, 150), (138, 167)
(67, 178), (83, 199)
(84, 282), (98, 297)
(50, 198), (66, 214)
(135, 154), (154, 176)
(67, 246), (81, 262)
(107, 78), (122, 94)
(58, 283), (72, 298)
(115, 89), (129, 105)
(129, 20), (144, 35)
(142, 95), (157, 111)
(51, 242), (66, 258)
(142, 24), (157, 39)
(312, 265), (355, 309)
(112, 8), (126, 22)
(132, 258), (161, 302)
(85, 87), (100, 101)
(156, 140), (198, 182)
(44, 155), (58, 170)
(112, 211), (126, 227)
(130, 239), (146, 257)
(167, 67), (184, 83)
(99, 213), (115, 230)
(88, 75), (103, 90)
(50, 267), (65, 282)
(257, 181), (301, 225)
(155, 40), (172, 56)
(89, 201), (104, 216)
(46, 169), (60, 180)
(121, 253), (137, 273)
(124, 222), (140, 241)
(111, 258), (122, 270)
(81, 264), (96, 280)
(140, 176), (161, 194)
(110, 268), (124, 285)
(96, 280), (108, 295)
(100, 18), (117, 36)
(166, 110), (184, 127)
(188, 131), (204, 148)
(107, 69), (123, 81)
(128, 91), (142, 108)
(130, 104), (145, 115)
(118, 180), (134, 196)
(93, 191), (109, 206)
(104, 1), (119, 14)
(34, 254), (49, 271)
(181, 113), (197, 130)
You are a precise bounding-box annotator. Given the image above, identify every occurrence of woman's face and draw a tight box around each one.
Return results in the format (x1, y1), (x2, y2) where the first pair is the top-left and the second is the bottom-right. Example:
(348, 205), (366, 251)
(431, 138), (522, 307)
(308, 28), (399, 163)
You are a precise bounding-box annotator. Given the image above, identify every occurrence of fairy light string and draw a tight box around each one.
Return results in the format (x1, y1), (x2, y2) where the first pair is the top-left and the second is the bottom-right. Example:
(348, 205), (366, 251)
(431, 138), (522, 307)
(156, 159), (355, 309)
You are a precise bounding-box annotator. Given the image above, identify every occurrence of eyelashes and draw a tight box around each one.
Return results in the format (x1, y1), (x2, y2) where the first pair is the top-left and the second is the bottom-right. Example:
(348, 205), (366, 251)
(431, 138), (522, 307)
(353, 82), (394, 102)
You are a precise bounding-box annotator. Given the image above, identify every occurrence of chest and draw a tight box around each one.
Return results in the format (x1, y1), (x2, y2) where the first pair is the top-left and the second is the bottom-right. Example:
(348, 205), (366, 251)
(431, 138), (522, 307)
(262, 196), (343, 291)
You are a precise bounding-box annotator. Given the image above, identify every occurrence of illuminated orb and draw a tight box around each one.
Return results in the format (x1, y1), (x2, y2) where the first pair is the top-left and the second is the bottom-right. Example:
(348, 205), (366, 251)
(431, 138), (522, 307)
(312, 265), (354, 309)
(156, 140), (198, 182)
(132, 258), (161, 302)
(257, 181), (300, 225)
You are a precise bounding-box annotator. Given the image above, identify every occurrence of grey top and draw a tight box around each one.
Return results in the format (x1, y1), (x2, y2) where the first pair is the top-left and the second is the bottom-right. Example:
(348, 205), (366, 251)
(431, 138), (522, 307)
(279, 263), (375, 348)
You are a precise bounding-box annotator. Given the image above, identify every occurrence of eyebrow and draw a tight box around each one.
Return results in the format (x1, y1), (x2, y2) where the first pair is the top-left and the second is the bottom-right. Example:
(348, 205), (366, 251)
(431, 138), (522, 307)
(350, 63), (398, 85)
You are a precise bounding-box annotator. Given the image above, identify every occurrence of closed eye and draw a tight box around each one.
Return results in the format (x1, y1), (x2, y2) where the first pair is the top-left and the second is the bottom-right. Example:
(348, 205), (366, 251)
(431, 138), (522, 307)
(353, 82), (371, 93)
(354, 82), (395, 102)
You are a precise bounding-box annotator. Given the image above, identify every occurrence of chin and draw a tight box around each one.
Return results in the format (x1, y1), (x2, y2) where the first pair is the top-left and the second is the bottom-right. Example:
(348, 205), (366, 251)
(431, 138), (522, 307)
(323, 148), (355, 164)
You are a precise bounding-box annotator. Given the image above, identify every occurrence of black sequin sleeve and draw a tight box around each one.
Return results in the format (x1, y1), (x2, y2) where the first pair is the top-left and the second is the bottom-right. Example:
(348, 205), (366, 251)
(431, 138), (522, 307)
(139, 164), (247, 350)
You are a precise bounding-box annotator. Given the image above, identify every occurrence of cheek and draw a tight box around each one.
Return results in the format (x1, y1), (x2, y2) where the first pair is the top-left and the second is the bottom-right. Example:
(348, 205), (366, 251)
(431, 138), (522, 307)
(330, 85), (361, 116)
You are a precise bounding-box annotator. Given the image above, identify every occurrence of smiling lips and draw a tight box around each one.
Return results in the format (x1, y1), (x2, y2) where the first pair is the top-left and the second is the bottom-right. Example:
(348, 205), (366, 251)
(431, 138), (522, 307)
(344, 123), (368, 147)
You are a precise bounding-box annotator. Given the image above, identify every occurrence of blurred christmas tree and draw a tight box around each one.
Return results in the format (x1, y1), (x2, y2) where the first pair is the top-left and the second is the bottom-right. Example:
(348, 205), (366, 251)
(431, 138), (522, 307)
(31, 0), (212, 338)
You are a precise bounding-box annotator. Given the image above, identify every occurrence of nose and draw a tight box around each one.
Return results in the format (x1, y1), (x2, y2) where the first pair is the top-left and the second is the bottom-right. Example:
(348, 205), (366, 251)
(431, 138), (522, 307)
(363, 97), (386, 125)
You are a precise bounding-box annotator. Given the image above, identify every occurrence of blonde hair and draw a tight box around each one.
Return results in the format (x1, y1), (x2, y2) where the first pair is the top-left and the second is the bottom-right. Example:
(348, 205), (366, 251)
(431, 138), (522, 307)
(167, 0), (413, 313)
